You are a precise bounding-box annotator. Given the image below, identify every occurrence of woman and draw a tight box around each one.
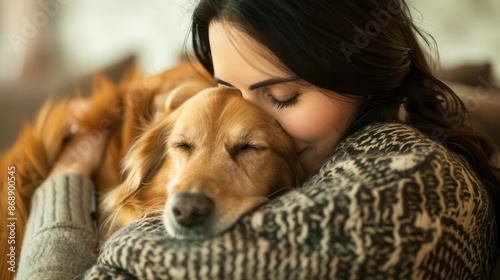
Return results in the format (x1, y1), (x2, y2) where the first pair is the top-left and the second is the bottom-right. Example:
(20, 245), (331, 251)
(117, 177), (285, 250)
(17, 0), (499, 279)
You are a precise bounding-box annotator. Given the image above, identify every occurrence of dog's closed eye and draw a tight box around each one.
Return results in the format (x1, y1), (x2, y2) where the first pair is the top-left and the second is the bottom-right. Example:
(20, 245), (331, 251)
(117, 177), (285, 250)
(229, 142), (265, 159)
(174, 142), (195, 153)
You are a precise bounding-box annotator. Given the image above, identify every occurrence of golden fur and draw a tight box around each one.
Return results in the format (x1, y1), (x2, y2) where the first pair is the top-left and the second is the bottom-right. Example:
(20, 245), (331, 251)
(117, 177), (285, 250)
(0, 62), (302, 278)
(100, 88), (303, 238)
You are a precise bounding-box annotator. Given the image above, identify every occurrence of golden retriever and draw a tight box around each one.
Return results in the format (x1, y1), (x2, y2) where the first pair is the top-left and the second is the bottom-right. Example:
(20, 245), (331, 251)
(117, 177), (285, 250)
(0, 61), (302, 278)
(100, 87), (303, 239)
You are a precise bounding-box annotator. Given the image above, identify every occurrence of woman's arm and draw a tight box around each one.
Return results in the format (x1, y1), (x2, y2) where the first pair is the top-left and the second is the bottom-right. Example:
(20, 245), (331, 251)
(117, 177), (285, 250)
(16, 173), (99, 279)
(86, 143), (496, 279)
(17, 128), (107, 279)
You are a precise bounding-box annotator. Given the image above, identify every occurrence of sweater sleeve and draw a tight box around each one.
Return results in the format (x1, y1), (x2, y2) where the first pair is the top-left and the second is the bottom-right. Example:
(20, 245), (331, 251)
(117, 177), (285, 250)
(16, 173), (99, 280)
(86, 146), (496, 279)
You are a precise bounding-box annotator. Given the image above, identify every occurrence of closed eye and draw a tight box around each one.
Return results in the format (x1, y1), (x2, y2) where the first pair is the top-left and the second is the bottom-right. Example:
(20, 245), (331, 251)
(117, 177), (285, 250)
(175, 142), (194, 152)
(230, 143), (265, 159)
(269, 93), (300, 109)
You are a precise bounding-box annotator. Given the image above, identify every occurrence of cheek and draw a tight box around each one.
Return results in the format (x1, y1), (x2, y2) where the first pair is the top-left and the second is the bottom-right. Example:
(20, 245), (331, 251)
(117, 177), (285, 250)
(280, 104), (347, 143)
(168, 150), (189, 171)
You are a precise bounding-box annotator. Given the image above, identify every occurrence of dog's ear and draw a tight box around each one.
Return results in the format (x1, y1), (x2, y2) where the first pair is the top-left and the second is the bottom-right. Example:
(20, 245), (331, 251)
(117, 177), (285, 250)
(99, 114), (176, 237)
(153, 82), (209, 120)
(120, 115), (174, 194)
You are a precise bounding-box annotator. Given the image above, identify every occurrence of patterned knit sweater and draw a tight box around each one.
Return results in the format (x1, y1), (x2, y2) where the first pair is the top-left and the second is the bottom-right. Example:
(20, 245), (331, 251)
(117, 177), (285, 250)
(16, 123), (496, 279)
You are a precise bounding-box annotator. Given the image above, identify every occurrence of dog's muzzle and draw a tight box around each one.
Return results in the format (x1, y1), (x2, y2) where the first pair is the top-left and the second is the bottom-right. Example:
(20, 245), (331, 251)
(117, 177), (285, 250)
(171, 192), (214, 227)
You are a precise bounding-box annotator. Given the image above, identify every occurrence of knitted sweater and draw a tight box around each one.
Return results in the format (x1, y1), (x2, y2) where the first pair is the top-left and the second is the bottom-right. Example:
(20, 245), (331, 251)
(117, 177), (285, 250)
(16, 123), (496, 279)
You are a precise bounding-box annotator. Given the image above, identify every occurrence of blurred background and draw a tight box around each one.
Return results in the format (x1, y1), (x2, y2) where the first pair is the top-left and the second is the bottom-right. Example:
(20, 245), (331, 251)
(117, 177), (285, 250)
(0, 0), (499, 153)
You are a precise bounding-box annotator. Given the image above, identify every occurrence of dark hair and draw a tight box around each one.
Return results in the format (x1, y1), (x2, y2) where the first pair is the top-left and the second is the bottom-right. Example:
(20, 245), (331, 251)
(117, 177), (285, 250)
(191, 0), (500, 219)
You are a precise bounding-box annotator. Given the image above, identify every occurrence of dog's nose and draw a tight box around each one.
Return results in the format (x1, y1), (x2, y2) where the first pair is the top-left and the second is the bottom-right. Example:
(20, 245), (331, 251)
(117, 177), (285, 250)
(171, 193), (214, 227)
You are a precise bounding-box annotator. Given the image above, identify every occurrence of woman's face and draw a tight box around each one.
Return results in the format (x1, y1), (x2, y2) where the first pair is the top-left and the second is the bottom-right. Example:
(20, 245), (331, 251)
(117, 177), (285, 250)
(209, 22), (360, 176)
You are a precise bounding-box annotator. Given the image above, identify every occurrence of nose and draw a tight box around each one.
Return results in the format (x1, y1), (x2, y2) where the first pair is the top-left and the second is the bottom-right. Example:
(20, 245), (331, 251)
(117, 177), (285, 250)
(171, 193), (214, 227)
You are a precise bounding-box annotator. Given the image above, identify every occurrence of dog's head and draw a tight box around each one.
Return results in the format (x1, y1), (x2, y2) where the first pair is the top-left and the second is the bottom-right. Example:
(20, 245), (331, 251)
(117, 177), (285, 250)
(101, 87), (303, 239)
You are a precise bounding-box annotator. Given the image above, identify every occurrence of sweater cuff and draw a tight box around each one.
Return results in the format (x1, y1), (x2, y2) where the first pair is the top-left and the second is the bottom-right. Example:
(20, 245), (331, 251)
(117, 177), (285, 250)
(27, 173), (96, 235)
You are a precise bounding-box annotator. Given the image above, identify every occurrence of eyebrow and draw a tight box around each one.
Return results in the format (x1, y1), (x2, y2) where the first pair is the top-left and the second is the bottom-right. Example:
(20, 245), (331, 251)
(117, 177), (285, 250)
(214, 77), (299, 91)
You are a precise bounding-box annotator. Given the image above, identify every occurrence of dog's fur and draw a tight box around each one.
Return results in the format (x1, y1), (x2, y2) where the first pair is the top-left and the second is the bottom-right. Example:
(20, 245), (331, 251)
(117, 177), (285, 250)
(0, 62), (302, 278)
(101, 88), (303, 238)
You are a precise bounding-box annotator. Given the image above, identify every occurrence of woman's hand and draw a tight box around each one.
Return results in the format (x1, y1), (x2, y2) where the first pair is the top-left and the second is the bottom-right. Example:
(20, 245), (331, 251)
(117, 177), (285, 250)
(48, 125), (109, 179)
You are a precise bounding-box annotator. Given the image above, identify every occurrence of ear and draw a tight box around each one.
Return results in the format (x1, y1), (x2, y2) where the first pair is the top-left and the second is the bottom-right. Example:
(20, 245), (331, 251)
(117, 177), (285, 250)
(99, 115), (175, 236)
(121, 115), (175, 193)
(153, 81), (209, 120)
